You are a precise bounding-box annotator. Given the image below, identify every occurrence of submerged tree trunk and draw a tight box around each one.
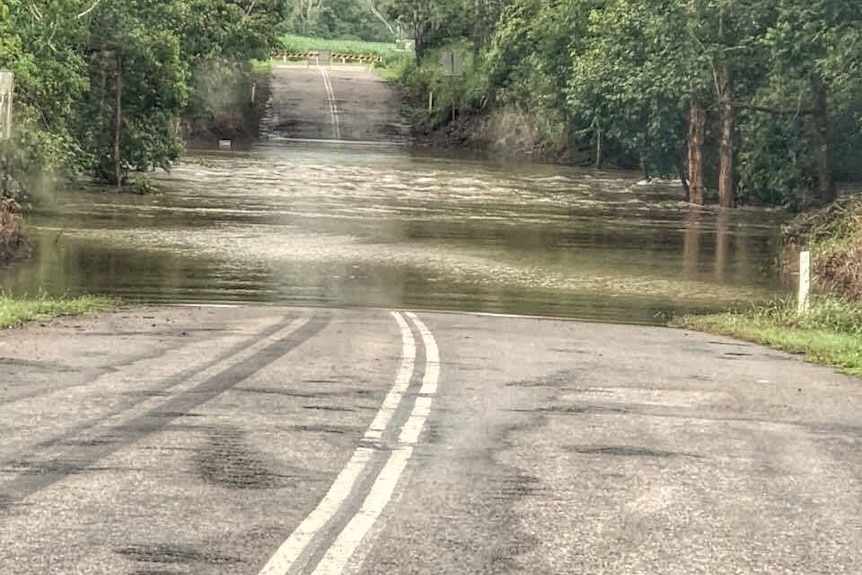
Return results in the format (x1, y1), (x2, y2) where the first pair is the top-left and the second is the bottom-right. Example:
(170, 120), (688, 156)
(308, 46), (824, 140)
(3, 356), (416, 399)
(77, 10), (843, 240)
(683, 208), (701, 278)
(715, 208), (730, 282)
(114, 52), (122, 190)
(810, 74), (836, 204)
(718, 65), (734, 208)
(686, 98), (706, 205)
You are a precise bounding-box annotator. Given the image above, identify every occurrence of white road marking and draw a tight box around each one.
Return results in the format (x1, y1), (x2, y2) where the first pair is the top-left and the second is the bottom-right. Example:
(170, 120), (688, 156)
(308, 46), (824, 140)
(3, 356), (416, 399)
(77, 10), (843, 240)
(406, 312), (440, 396)
(310, 313), (440, 575)
(319, 67), (341, 140)
(364, 313), (416, 442)
(310, 447), (413, 575)
(257, 447), (375, 575)
(257, 311), (420, 575)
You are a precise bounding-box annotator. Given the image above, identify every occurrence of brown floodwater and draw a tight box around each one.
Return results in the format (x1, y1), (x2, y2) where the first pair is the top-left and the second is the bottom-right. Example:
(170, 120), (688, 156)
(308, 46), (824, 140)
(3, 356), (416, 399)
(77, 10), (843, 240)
(0, 143), (792, 325)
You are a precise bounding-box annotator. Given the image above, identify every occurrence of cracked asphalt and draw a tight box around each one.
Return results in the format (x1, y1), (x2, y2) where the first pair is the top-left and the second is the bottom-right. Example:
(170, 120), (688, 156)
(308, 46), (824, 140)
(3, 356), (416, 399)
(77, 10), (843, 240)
(0, 306), (859, 574)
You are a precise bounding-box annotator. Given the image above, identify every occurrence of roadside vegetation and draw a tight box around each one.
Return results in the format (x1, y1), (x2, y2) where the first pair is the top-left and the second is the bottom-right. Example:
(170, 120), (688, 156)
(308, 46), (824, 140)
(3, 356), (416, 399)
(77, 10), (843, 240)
(0, 195), (23, 261)
(379, 0), (862, 211)
(674, 196), (862, 376)
(0, 0), (287, 261)
(0, 1), (286, 196)
(0, 295), (115, 329)
(279, 34), (408, 66)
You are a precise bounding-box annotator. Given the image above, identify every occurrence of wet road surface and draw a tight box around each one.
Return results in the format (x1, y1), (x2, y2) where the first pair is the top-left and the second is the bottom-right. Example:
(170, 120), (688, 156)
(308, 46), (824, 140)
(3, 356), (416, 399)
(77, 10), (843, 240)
(1, 306), (859, 574)
(263, 66), (410, 143)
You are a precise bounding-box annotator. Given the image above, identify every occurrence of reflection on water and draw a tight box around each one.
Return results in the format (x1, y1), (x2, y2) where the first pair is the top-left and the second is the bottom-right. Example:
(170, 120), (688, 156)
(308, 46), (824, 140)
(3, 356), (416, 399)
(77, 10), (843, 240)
(0, 143), (791, 324)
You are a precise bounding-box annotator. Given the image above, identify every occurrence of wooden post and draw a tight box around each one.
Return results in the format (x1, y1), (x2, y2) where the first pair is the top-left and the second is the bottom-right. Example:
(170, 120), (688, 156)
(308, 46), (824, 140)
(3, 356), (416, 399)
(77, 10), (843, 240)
(798, 250), (811, 314)
(428, 91), (433, 112)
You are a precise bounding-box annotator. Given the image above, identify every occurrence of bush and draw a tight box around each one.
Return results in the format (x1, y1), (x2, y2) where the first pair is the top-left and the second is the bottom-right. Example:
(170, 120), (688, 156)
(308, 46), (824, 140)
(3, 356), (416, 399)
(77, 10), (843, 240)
(783, 195), (862, 301)
(0, 196), (23, 262)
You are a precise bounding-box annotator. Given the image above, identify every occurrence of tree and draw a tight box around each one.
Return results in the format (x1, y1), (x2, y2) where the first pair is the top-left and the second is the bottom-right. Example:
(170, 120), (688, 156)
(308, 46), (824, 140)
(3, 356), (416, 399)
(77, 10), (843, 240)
(568, 0), (690, 180)
(466, 0), (861, 207)
(387, 0), (473, 61)
(756, 0), (862, 205)
(1, 0), (287, 190)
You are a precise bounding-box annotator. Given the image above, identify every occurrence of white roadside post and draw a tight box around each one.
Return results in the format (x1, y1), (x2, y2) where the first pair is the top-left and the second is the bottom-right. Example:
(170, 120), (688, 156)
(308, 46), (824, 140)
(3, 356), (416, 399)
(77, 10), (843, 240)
(798, 250), (811, 315)
(0, 70), (13, 141)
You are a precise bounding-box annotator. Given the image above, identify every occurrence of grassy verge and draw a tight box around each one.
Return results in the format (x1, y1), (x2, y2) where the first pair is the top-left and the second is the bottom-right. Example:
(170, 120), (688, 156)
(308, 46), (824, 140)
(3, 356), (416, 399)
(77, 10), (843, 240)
(0, 295), (116, 329)
(673, 298), (862, 376)
(250, 59), (273, 74)
(675, 196), (862, 377)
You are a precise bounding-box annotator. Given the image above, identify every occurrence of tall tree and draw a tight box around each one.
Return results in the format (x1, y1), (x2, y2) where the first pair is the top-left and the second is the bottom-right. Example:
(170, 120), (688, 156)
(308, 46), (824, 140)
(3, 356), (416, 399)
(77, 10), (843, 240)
(758, 0), (862, 204)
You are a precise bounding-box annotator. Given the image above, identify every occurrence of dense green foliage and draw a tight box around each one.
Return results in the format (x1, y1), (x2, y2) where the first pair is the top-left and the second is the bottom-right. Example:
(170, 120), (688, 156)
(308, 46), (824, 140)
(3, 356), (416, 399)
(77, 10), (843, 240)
(2, 0), (859, 210)
(784, 196), (862, 302)
(0, 0), (286, 191)
(388, 0), (862, 209)
(282, 0), (398, 42)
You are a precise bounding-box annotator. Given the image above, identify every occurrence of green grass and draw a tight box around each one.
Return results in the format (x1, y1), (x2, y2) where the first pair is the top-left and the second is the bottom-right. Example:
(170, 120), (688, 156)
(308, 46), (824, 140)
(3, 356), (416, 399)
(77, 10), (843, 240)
(277, 34), (412, 68)
(250, 59), (273, 74)
(0, 295), (116, 328)
(672, 297), (862, 376)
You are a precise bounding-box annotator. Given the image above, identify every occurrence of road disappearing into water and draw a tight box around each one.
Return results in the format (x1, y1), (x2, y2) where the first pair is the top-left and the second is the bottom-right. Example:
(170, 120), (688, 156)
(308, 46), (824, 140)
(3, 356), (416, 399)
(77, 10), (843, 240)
(1, 305), (859, 574)
(1, 65), (859, 574)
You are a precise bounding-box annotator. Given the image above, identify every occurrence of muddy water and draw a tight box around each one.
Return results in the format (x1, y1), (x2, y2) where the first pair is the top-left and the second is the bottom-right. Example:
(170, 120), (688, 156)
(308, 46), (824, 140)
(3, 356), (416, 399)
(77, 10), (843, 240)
(1, 143), (790, 324)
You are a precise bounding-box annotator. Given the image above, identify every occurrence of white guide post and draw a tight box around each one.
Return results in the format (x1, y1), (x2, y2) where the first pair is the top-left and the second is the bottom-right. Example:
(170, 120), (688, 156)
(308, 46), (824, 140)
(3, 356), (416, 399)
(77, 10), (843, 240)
(798, 250), (811, 315)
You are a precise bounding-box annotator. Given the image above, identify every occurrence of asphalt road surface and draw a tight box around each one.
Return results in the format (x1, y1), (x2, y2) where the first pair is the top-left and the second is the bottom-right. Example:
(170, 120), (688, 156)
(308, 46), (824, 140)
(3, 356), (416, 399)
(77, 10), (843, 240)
(0, 305), (859, 574)
(263, 66), (411, 143)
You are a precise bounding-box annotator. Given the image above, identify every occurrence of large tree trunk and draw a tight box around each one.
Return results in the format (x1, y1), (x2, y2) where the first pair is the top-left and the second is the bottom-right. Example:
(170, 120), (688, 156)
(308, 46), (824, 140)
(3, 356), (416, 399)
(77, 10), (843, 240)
(810, 74), (836, 204)
(683, 208), (701, 278)
(114, 52), (122, 190)
(474, 0), (493, 51)
(715, 208), (730, 282)
(686, 98), (706, 205)
(718, 65), (735, 208)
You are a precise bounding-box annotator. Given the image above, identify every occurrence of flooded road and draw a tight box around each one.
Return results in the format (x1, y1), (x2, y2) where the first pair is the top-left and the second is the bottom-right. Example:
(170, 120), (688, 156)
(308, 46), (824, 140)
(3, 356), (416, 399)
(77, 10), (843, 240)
(1, 143), (789, 324)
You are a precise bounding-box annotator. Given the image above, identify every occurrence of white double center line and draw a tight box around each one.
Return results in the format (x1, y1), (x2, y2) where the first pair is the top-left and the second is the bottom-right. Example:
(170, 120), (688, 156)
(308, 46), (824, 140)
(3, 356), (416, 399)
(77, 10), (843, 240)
(258, 311), (440, 575)
(318, 67), (341, 140)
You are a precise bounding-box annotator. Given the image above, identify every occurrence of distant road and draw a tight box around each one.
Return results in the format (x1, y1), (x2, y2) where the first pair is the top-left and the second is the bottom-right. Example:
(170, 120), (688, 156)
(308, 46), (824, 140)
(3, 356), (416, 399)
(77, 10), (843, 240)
(263, 65), (411, 144)
(0, 305), (859, 574)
